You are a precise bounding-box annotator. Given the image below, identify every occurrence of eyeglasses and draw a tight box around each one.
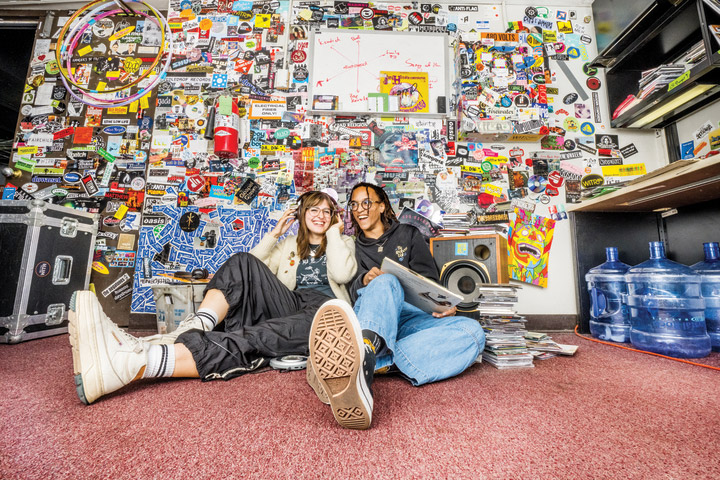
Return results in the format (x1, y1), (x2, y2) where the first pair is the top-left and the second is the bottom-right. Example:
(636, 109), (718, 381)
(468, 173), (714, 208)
(348, 199), (382, 211)
(307, 207), (333, 217)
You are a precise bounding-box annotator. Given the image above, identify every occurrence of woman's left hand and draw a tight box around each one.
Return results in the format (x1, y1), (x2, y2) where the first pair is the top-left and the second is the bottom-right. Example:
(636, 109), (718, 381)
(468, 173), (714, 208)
(432, 306), (457, 318)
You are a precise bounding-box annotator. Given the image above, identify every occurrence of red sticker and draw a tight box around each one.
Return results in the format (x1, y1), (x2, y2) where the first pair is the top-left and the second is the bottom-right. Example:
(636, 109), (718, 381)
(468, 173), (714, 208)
(548, 170), (564, 188)
(586, 77), (601, 90)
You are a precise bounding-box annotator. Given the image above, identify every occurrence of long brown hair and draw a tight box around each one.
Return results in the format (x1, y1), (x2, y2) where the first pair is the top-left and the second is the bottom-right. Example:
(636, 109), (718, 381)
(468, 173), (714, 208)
(348, 182), (397, 237)
(296, 191), (338, 260)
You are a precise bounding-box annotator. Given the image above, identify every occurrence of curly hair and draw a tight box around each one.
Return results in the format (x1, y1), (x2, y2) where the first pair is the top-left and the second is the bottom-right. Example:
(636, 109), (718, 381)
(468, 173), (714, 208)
(347, 182), (397, 236)
(296, 191), (338, 260)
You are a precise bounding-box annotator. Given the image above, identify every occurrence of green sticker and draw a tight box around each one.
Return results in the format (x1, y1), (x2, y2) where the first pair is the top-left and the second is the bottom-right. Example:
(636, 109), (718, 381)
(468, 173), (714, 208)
(481, 161), (493, 172)
(668, 71), (690, 92)
(218, 95), (233, 115)
(248, 156), (260, 169)
(274, 128), (290, 140)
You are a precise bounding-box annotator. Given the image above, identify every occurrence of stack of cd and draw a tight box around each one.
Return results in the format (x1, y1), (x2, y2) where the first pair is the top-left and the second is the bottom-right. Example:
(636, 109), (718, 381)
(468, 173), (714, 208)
(477, 284), (534, 369)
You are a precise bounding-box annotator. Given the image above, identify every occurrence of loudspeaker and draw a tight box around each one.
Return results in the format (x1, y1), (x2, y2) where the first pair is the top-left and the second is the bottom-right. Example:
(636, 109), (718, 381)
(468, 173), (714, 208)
(429, 234), (509, 313)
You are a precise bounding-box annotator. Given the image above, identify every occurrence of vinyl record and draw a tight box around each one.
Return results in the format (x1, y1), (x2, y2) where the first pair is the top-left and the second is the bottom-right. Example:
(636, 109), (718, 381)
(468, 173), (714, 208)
(269, 355), (307, 370)
(527, 175), (547, 193)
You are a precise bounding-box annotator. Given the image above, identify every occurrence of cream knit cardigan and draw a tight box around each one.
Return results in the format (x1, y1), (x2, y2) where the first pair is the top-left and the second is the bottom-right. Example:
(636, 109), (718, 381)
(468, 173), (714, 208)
(249, 227), (356, 305)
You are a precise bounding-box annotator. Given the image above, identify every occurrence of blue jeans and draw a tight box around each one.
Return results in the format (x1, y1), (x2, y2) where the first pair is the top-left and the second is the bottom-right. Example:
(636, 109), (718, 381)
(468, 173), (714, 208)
(354, 274), (485, 386)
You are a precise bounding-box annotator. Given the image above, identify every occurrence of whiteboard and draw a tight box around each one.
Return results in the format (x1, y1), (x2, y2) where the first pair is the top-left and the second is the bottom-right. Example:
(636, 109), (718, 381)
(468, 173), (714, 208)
(308, 29), (449, 115)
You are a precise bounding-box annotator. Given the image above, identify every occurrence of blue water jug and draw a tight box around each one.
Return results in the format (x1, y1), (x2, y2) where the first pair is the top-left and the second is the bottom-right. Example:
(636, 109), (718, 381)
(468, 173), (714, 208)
(585, 247), (631, 342)
(624, 241), (711, 359)
(691, 242), (720, 352)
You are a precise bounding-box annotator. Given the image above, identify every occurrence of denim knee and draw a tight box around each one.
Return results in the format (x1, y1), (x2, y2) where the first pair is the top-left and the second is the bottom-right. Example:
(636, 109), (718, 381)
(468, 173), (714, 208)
(366, 273), (403, 295)
(454, 316), (486, 350)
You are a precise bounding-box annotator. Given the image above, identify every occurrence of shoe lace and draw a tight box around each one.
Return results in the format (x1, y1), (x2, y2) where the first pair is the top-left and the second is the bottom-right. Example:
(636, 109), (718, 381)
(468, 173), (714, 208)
(110, 323), (144, 353)
(177, 313), (203, 331)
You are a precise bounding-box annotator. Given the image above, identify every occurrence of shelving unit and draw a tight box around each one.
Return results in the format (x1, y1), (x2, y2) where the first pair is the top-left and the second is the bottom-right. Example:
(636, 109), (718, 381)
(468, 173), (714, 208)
(567, 153), (720, 212)
(594, 0), (720, 128)
(570, 154), (720, 333)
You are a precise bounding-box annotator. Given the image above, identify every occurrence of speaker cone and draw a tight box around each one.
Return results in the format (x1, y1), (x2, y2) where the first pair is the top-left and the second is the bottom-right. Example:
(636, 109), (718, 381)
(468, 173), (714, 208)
(439, 260), (490, 311)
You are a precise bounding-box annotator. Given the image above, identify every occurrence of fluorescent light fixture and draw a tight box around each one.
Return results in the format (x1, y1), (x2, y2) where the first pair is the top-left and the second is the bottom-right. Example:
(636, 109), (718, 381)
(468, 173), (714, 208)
(628, 84), (716, 128)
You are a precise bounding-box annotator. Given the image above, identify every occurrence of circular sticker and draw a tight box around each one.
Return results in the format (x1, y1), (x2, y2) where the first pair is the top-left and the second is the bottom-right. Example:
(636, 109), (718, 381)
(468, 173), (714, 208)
(130, 176), (146, 191)
(525, 6), (538, 18)
(360, 7), (374, 20)
(45, 60), (60, 75)
(481, 161), (493, 172)
(186, 175), (205, 192)
(545, 186), (560, 197)
(51, 188), (68, 198)
(199, 18), (213, 30)
(290, 49), (307, 63)
(563, 117), (580, 132)
(21, 104), (33, 116)
(582, 174), (604, 189)
(35, 261), (51, 277)
(185, 103), (205, 119)
(563, 139), (577, 151)
(580, 122), (595, 135)
(587, 77), (601, 90)
(548, 170), (564, 187)
(563, 93), (579, 104)
(567, 47), (581, 59)
(514, 94), (530, 107)
(408, 12), (423, 25)
(22, 182), (39, 193)
(248, 156), (260, 169)
(582, 63), (598, 76)
(528, 175), (547, 193)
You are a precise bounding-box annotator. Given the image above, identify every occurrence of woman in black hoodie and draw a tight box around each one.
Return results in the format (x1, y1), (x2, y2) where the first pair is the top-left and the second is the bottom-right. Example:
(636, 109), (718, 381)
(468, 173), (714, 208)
(307, 182), (486, 430)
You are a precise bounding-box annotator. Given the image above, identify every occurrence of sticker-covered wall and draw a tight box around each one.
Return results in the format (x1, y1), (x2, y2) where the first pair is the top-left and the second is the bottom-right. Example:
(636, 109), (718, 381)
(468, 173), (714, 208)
(4, 0), (668, 324)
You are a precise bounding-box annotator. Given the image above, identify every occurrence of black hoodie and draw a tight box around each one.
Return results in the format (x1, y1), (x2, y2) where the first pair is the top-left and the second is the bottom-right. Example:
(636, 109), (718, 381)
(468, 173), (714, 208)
(349, 221), (439, 302)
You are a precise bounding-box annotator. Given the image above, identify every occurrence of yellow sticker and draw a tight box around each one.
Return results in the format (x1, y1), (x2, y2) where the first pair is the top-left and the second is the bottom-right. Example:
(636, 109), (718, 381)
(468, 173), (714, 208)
(114, 204), (129, 220)
(199, 18), (212, 30)
(77, 45), (93, 56)
(140, 94), (150, 109)
(92, 261), (109, 275)
(17, 146), (38, 155)
(260, 144), (285, 152)
(255, 14), (271, 28)
(108, 106), (128, 114)
(106, 70), (120, 78)
(461, 165), (483, 174)
(129, 100), (139, 113)
(109, 25), (135, 41)
(483, 183), (503, 197)
(96, 81), (107, 92)
(601, 163), (647, 177)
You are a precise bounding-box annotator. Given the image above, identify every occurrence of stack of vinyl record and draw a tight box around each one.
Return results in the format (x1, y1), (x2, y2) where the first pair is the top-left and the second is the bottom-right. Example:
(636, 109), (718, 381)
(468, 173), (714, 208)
(477, 284), (534, 369)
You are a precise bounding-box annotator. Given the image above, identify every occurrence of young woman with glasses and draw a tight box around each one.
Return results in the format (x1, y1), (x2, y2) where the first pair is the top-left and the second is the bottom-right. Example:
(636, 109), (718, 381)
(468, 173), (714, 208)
(307, 183), (485, 430)
(69, 191), (357, 404)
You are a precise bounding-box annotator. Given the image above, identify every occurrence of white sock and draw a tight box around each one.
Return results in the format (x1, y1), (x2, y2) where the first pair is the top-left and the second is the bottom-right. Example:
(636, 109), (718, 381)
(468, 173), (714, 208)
(142, 344), (176, 378)
(196, 308), (219, 331)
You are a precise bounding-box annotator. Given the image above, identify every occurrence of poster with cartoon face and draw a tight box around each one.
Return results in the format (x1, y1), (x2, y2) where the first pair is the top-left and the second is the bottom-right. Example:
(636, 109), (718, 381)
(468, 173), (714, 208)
(507, 208), (555, 287)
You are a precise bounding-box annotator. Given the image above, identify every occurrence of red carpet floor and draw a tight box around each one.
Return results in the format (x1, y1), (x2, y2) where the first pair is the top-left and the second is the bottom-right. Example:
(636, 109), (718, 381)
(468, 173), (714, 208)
(1, 332), (718, 480)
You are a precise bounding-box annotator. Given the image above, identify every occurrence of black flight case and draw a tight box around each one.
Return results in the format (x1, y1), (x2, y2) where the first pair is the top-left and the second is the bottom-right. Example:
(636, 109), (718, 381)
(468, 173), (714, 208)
(0, 200), (98, 343)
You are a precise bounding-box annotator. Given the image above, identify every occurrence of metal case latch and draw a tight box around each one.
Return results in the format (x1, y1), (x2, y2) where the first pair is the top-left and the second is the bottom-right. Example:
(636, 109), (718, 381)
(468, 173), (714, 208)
(46, 304), (66, 326)
(60, 217), (78, 238)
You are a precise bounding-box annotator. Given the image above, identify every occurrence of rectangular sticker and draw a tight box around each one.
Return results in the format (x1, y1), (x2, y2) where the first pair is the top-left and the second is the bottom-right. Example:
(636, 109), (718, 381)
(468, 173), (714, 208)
(601, 163), (647, 177)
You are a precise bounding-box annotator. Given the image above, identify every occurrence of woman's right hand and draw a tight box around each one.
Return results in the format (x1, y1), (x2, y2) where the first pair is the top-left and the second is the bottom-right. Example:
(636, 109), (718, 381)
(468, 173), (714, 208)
(271, 207), (297, 238)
